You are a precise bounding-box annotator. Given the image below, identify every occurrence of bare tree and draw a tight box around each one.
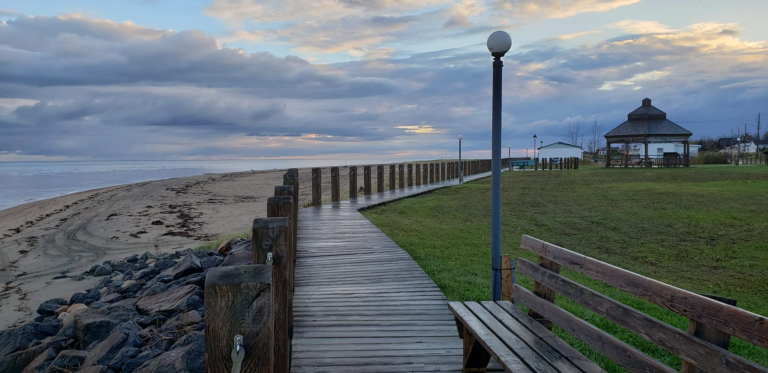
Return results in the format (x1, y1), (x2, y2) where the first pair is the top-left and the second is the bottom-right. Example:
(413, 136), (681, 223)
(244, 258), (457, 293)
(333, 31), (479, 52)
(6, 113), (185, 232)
(566, 119), (582, 146)
(587, 120), (604, 154)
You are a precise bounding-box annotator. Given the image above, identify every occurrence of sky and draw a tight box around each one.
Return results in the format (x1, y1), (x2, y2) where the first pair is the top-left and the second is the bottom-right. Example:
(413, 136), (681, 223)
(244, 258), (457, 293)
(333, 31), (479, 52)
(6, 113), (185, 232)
(0, 0), (767, 161)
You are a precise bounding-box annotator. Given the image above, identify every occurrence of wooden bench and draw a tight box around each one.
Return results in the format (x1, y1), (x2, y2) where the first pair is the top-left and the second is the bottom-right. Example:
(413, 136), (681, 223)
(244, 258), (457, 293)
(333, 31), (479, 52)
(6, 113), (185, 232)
(509, 160), (535, 170)
(449, 235), (768, 373)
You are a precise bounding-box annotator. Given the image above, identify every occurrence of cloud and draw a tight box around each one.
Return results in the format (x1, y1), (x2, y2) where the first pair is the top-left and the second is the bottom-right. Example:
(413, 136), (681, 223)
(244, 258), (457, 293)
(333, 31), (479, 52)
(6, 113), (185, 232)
(607, 19), (673, 34)
(395, 124), (443, 134)
(491, 0), (641, 20)
(557, 30), (602, 40)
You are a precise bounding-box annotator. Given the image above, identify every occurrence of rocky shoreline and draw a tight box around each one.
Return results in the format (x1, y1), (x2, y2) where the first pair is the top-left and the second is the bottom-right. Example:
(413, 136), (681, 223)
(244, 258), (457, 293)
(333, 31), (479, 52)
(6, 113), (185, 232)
(0, 238), (252, 373)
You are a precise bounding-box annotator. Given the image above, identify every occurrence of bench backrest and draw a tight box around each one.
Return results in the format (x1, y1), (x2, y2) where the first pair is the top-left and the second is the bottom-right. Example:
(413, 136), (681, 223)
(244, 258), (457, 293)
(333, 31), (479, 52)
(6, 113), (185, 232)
(514, 235), (768, 373)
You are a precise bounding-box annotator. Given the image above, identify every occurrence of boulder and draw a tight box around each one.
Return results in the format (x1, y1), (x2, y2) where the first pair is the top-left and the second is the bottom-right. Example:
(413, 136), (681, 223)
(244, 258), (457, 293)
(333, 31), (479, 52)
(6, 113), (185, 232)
(112, 262), (137, 274)
(100, 293), (123, 304)
(108, 347), (140, 371)
(153, 259), (176, 271)
(125, 254), (139, 263)
(91, 264), (112, 277)
(169, 253), (202, 280)
(136, 285), (200, 316)
(216, 238), (235, 255)
(139, 282), (168, 298)
(133, 333), (204, 373)
(121, 349), (163, 373)
(80, 327), (142, 369)
(118, 280), (143, 294)
(184, 295), (203, 312)
(36, 298), (68, 316)
(136, 313), (167, 328)
(54, 305), (69, 316)
(32, 319), (60, 337)
(0, 339), (66, 373)
(183, 273), (206, 287)
(70, 288), (101, 306)
(179, 310), (202, 325)
(0, 324), (46, 357)
(200, 255), (223, 269)
(50, 350), (91, 370)
(220, 249), (250, 267)
(133, 268), (158, 281)
(72, 299), (139, 348)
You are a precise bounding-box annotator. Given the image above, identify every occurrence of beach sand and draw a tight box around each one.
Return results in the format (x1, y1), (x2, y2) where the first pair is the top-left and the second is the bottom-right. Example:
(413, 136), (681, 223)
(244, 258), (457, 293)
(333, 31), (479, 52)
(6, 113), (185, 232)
(0, 165), (374, 328)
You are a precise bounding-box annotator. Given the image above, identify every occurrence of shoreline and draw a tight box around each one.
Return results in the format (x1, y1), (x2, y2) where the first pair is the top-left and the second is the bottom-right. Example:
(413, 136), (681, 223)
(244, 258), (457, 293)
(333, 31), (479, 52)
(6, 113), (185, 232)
(0, 164), (380, 328)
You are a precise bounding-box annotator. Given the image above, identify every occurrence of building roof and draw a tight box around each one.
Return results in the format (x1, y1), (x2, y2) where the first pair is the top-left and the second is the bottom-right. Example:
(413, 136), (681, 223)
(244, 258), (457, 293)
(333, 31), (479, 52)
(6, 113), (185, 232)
(605, 98), (692, 139)
(755, 139), (768, 146)
(538, 141), (583, 150)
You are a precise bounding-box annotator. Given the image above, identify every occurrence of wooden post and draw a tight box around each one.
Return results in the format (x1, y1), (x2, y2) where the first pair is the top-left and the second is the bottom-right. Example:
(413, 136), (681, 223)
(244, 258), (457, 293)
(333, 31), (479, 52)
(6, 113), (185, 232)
(416, 164), (422, 186)
(272, 186), (295, 274)
(535, 159), (538, 171)
(441, 163), (446, 181)
(559, 158), (563, 171)
(389, 165), (395, 190)
(549, 158), (552, 171)
(542, 158), (547, 170)
(205, 265), (272, 373)
(527, 256), (561, 330)
(423, 164), (428, 184)
(398, 164), (405, 189)
(681, 295), (738, 373)
(501, 255), (513, 302)
(624, 143), (629, 168)
(377, 165), (384, 193)
(251, 217), (291, 373)
(283, 170), (298, 260)
(349, 166), (357, 198)
(363, 166), (371, 195)
(407, 164), (413, 187)
(311, 168), (321, 206)
(331, 167), (340, 202)
(606, 142), (611, 167)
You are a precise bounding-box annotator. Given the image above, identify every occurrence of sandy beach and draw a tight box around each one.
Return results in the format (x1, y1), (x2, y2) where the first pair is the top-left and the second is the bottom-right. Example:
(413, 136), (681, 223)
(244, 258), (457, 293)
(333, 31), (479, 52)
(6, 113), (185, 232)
(0, 165), (374, 328)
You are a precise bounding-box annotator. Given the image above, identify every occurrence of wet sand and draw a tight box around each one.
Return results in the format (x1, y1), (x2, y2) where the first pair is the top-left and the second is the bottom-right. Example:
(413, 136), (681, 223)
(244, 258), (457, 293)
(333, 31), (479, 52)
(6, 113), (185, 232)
(0, 165), (374, 328)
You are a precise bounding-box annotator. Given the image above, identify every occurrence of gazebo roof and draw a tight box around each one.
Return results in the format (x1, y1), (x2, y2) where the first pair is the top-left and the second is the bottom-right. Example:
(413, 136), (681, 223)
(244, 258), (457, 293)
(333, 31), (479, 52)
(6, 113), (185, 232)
(605, 98), (692, 139)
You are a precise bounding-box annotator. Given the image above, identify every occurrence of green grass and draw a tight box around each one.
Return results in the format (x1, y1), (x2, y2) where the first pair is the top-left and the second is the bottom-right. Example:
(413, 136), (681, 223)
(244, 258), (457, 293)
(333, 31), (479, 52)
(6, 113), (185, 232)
(361, 164), (768, 372)
(194, 230), (250, 251)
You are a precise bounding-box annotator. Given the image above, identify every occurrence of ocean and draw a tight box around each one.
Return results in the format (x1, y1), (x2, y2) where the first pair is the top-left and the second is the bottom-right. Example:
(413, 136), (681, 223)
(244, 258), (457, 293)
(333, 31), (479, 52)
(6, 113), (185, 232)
(0, 159), (388, 211)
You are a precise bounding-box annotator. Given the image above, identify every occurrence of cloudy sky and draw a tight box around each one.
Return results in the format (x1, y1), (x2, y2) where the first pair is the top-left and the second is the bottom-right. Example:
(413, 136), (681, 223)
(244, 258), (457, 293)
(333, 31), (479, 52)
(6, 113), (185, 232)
(1, 0), (766, 161)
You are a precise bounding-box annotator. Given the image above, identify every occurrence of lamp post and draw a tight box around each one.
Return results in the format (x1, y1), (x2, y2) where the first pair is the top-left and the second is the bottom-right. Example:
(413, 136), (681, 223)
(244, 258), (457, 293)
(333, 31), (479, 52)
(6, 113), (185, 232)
(533, 134), (538, 160)
(488, 30), (511, 302)
(540, 140), (543, 160)
(508, 145), (511, 171)
(458, 135), (463, 183)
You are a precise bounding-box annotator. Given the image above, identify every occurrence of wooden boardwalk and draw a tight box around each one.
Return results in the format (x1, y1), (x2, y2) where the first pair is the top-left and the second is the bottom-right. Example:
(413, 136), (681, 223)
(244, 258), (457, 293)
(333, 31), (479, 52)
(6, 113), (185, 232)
(291, 172), (493, 373)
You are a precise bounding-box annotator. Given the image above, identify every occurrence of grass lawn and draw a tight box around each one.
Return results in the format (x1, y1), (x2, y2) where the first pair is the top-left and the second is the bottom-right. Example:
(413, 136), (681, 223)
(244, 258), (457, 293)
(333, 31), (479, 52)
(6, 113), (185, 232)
(361, 165), (768, 372)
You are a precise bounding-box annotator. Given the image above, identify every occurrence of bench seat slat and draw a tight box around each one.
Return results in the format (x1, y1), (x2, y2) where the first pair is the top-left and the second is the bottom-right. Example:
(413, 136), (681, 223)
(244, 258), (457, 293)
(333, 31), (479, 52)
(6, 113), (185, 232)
(493, 301), (605, 373)
(464, 302), (563, 373)
(480, 302), (593, 373)
(517, 258), (768, 373)
(520, 235), (768, 349)
(448, 302), (535, 373)
(512, 285), (677, 373)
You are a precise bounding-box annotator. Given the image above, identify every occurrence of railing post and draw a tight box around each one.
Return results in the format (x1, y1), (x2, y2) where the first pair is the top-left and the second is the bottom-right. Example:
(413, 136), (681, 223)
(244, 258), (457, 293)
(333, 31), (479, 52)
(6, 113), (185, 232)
(205, 264), (273, 373)
(389, 165), (395, 190)
(364, 166), (371, 195)
(311, 168), (321, 206)
(441, 163), (446, 181)
(549, 158), (552, 171)
(415, 164), (422, 186)
(377, 165), (384, 193)
(349, 166), (357, 198)
(267, 196), (294, 357)
(253, 216), (291, 373)
(422, 164), (428, 184)
(331, 167), (340, 202)
(283, 170), (298, 257)
(407, 164), (413, 187)
(398, 164), (405, 189)
(501, 255), (513, 302)
(681, 295), (737, 373)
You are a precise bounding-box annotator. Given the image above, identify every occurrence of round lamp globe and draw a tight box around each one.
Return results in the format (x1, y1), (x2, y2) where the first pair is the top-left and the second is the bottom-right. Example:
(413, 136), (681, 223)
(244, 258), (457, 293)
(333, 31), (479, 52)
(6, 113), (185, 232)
(458, 135), (464, 140)
(487, 31), (511, 55)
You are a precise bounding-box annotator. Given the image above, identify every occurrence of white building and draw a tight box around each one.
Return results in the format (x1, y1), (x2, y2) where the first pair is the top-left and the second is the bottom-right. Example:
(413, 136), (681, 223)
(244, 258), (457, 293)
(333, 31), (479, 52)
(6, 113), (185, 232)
(630, 143), (701, 158)
(537, 142), (583, 161)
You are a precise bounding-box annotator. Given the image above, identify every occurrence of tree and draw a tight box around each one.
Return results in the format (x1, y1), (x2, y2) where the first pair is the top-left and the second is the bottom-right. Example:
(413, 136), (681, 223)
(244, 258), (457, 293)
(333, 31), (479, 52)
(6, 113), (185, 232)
(587, 120), (604, 154)
(763, 132), (768, 141)
(566, 119), (582, 146)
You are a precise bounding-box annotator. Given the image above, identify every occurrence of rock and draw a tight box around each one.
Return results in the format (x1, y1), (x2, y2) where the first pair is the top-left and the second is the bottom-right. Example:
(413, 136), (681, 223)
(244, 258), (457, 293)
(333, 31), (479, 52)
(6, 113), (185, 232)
(230, 238), (250, 252)
(112, 262), (137, 274)
(136, 313), (167, 328)
(184, 296), (203, 312)
(51, 350), (91, 370)
(136, 262), (148, 270)
(140, 282), (168, 297)
(183, 273), (206, 287)
(170, 331), (203, 350)
(151, 220), (164, 225)
(57, 312), (70, 321)
(153, 259), (176, 271)
(133, 333), (204, 373)
(54, 305), (69, 316)
(0, 324), (46, 357)
(67, 303), (88, 313)
(100, 293), (123, 304)
(70, 288), (101, 305)
(155, 273), (174, 283)
(72, 299), (139, 348)
(179, 310), (202, 325)
(0, 339), (66, 373)
(216, 238), (236, 255)
(32, 319), (60, 337)
(36, 298), (68, 316)
(125, 254), (139, 263)
(91, 264), (112, 277)
(169, 253), (202, 280)
(80, 327), (142, 369)
(200, 255), (223, 269)
(79, 366), (107, 373)
(90, 302), (109, 309)
(118, 280), (143, 294)
(146, 258), (157, 265)
(97, 277), (113, 288)
(136, 285), (200, 316)
(108, 347), (140, 371)
(19, 340), (66, 373)
(219, 249), (250, 267)
(133, 268), (158, 281)
(121, 349), (163, 373)
(111, 272), (125, 282)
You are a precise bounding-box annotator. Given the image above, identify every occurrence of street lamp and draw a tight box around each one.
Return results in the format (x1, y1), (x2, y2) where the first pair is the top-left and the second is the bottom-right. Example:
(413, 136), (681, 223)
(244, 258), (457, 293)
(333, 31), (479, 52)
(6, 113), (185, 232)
(533, 134), (537, 159)
(487, 30), (511, 302)
(508, 145), (511, 171)
(540, 140), (543, 159)
(458, 135), (464, 183)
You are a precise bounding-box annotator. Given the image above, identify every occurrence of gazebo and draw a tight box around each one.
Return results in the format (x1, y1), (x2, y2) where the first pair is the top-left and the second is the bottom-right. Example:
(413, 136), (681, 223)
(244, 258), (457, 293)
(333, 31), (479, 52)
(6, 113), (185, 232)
(605, 98), (692, 168)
